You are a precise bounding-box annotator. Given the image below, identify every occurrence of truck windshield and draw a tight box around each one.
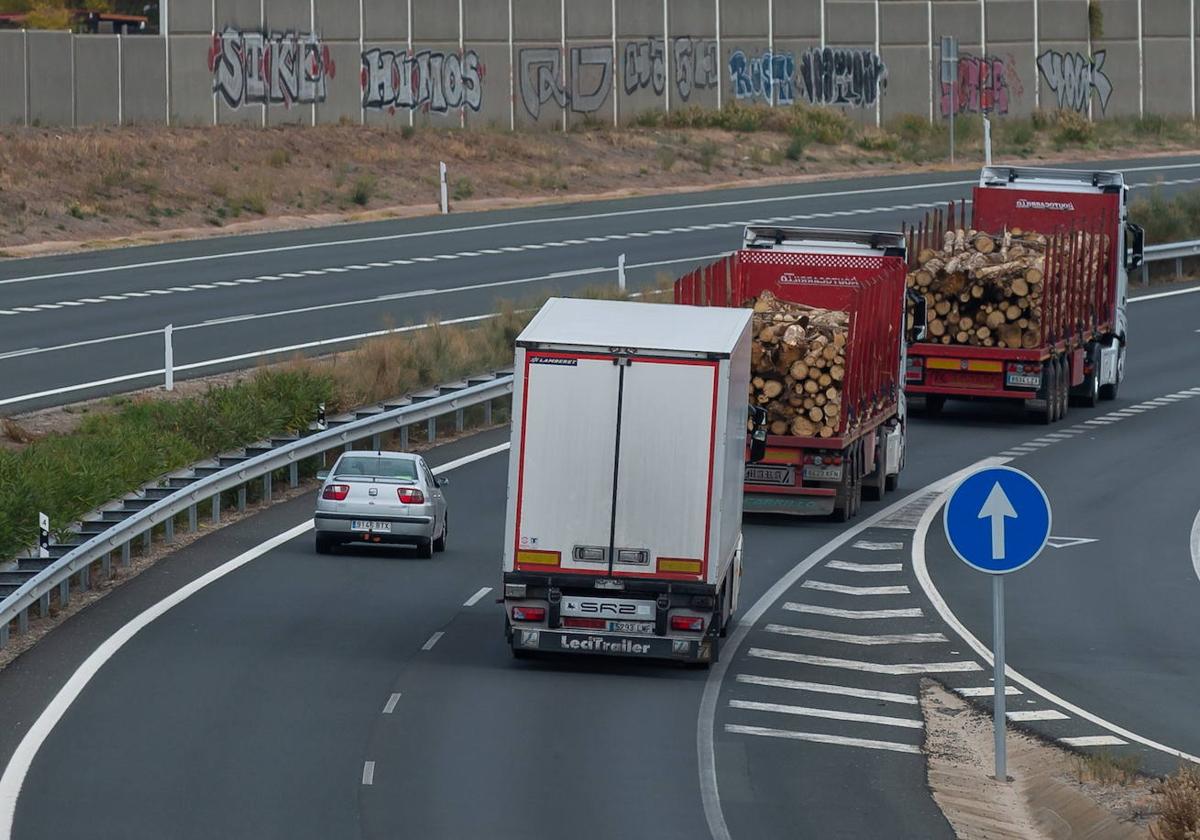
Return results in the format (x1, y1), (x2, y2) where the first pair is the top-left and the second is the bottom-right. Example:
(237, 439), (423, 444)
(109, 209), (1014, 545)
(334, 456), (418, 480)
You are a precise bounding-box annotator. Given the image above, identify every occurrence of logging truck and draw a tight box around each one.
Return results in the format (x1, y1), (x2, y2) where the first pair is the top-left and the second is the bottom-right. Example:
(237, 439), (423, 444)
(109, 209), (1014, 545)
(904, 166), (1145, 423)
(675, 226), (917, 521)
(502, 298), (753, 665)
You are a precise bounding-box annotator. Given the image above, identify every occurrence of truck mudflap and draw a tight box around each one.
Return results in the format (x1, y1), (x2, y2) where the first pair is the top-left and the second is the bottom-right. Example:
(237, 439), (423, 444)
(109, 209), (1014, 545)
(511, 628), (713, 662)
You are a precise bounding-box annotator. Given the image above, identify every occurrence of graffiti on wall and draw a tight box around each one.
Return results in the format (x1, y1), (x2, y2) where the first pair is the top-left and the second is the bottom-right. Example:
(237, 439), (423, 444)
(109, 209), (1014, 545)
(940, 54), (1023, 116)
(623, 38), (664, 96)
(728, 49), (797, 104)
(672, 37), (719, 101)
(800, 48), (887, 108)
(518, 47), (613, 119)
(209, 28), (335, 108)
(1037, 49), (1113, 114)
(361, 48), (485, 114)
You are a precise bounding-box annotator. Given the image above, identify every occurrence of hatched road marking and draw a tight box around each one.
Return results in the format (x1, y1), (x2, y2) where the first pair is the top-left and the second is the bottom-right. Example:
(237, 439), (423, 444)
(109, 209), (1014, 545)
(764, 625), (948, 646)
(802, 580), (910, 596)
(729, 699), (923, 730)
(382, 693), (402, 715)
(783, 602), (924, 619)
(748, 648), (983, 675)
(725, 724), (922, 755)
(826, 560), (903, 573)
(735, 674), (918, 706)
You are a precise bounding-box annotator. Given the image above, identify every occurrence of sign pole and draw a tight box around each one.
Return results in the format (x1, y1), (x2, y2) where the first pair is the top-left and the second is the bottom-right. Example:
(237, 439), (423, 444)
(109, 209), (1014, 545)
(992, 574), (1007, 781)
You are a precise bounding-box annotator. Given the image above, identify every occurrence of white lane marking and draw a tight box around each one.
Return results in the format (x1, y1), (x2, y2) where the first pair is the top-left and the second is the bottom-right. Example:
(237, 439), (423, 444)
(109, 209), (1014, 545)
(191, 284), (218, 290)
(211, 281), (240, 287)
(1061, 735), (1128, 747)
(0, 348), (41, 361)
(33, 304), (62, 310)
(955, 686), (1022, 697)
(802, 580), (910, 596)
(1022, 441), (1053, 448)
(748, 648), (982, 675)
(725, 724), (922, 755)
(382, 693), (402, 714)
(998, 451), (1026, 457)
(1190, 508), (1200, 587)
(362, 761), (375, 785)
(912, 466), (1200, 767)
(764, 624), (947, 645)
(697, 456), (1014, 840)
(729, 699), (923, 730)
(421, 631), (444, 651)
(826, 560), (903, 573)
(1132, 285), (1200, 302)
(735, 674), (918, 705)
(301, 269), (326, 275)
(1043, 432), (1073, 439)
(783, 603), (923, 620)
(1008, 709), (1070, 722)
(326, 266), (352, 272)
(463, 586), (492, 607)
(851, 540), (904, 551)
(1045, 536), (1098, 549)
(0, 439), (509, 833)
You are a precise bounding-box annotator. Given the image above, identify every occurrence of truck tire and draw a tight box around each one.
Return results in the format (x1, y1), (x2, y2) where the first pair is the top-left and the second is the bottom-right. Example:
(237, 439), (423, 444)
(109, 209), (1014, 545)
(1099, 341), (1124, 401)
(925, 394), (946, 417)
(862, 434), (886, 502)
(1031, 360), (1056, 425)
(1055, 356), (1069, 422)
(1072, 345), (1100, 408)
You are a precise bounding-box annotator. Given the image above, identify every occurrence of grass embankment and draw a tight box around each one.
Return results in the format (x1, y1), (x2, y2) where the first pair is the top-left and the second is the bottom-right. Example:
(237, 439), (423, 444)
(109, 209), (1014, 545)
(0, 289), (664, 561)
(1128, 188), (1200, 282)
(2, 105), (1198, 252)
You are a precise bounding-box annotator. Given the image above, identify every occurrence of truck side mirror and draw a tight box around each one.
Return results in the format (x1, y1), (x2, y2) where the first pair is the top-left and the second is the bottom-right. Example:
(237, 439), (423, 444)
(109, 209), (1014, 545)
(1125, 222), (1144, 271)
(905, 288), (928, 343)
(748, 405), (768, 463)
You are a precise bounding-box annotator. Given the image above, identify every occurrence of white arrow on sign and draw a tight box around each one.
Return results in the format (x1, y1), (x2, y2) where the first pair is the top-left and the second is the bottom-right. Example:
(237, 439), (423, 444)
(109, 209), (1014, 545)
(1046, 536), (1098, 549)
(978, 483), (1018, 560)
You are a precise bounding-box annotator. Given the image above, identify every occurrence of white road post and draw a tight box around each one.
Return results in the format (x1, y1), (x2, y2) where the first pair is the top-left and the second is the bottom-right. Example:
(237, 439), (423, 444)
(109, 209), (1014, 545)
(439, 161), (449, 214)
(983, 117), (992, 166)
(38, 512), (50, 559)
(163, 323), (174, 391)
(618, 253), (627, 292)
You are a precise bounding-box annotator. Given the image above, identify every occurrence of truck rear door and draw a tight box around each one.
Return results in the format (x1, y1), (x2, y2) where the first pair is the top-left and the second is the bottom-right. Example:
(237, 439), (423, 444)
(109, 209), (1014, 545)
(513, 352), (717, 581)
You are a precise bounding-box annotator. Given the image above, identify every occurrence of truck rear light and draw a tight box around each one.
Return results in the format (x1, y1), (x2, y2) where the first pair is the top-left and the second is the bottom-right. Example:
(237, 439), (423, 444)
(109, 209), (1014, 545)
(511, 606), (545, 622)
(670, 615), (705, 632)
(397, 488), (425, 504)
(616, 548), (649, 566)
(563, 617), (606, 629)
(830, 456), (843, 465)
(573, 546), (606, 563)
(322, 484), (350, 501)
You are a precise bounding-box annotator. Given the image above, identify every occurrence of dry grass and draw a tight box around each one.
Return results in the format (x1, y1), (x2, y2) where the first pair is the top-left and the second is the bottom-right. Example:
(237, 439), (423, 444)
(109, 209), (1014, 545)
(1072, 750), (1144, 787)
(1151, 765), (1200, 840)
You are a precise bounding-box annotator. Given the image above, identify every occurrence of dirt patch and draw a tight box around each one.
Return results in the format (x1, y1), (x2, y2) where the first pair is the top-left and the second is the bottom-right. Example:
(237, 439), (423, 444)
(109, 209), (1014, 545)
(921, 679), (1154, 839)
(2, 119), (1197, 258)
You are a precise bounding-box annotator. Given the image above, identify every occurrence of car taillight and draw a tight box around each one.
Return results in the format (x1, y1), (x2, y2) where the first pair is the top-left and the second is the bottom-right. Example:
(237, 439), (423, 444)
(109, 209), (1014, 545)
(322, 484), (350, 501)
(670, 615), (704, 632)
(511, 606), (545, 622)
(397, 488), (425, 504)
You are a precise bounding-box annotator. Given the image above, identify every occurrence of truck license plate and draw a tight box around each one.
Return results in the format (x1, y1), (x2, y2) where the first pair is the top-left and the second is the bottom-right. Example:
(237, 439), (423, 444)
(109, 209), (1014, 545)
(351, 520), (392, 532)
(803, 465), (843, 482)
(609, 620), (654, 634)
(745, 464), (794, 486)
(1006, 373), (1041, 388)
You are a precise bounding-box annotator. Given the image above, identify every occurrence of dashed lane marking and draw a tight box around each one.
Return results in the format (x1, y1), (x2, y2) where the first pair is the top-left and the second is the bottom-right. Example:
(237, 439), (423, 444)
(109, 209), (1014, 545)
(826, 560), (903, 573)
(748, 647), (983, 675)
(1007, 709), (1070, 721)
(802, 580), (910, 596)
(382, 693), (401, 714)
(735, 674), (918, 706)
(764, 624), (948, 646)
(729, 699), (924, 730)
(421, 631), (444, 651)
(725, 724), (922, 755)
(463, 586), (492, 607)
(362, 761), (375, 785)
(1061, 735), (1128, 747)
(783, 603), (924, 620)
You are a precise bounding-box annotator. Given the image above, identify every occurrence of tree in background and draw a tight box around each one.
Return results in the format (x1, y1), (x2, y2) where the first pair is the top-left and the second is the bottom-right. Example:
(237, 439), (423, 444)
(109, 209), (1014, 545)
(0, 0), (161, 30)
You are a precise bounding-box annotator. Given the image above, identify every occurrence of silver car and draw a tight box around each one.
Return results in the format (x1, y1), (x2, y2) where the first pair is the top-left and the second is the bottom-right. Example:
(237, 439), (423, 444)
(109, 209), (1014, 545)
(314, 451), (448, 557)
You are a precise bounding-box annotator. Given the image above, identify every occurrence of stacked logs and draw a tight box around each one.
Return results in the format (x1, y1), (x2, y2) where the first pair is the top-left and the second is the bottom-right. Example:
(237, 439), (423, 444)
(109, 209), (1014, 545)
(748, 290), (850, 438)
(907, 227), (1047, 349)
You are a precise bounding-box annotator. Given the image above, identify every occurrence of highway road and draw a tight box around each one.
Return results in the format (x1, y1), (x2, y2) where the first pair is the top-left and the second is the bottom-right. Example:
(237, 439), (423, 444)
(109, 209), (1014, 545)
(3, 154), (1200, 412)
(0, 157), (1198, 839)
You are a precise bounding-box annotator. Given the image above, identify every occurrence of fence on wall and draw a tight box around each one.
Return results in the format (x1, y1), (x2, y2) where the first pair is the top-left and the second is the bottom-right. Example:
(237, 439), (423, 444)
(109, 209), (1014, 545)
(0, 0), (1196, 132)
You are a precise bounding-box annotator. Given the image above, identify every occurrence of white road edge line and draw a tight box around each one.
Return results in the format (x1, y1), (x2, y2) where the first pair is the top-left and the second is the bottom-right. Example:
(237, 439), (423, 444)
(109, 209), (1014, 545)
(724, 724), (922, 755)
(463, 586), (493, 607)
(1191, 507), (1200, 587)
(697, 456), (1003, 840)
(911, 466), (1200, 767)
(382, 693), (402, 715)
(0, 440), (511, 837)
(734, 674), (918, 705)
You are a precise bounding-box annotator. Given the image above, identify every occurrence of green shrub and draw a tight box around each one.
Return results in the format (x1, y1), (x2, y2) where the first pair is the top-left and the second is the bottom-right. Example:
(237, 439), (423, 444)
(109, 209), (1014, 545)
(1053, 110), (1094, 146)
(856, 130), (899, 152)
(784, 132), (806, 161)
(697, 139), (720, 172)
(656, 145), (677, 171)
(452, 177), (474, 201)
(268, 148), (291, 168)
(351, 176), (375, 206)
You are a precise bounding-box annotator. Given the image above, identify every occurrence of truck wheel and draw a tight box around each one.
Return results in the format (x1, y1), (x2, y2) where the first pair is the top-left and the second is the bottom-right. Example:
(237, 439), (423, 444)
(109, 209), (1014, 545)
(1099, 341), (1124, 401)
(1072, 345), (1100, 408)
(862, 435), (886, 502)
(1031, 361), (1056, 425)
(849, 446), (863, 517)
(1055, 356), (1069, 422)
(925, 394), (946, 417)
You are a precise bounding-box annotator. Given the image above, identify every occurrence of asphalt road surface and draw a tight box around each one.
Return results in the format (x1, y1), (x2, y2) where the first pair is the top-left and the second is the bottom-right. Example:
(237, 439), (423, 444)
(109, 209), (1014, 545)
(0, 158), (1198, 839)
(3, 154), (1200, 412)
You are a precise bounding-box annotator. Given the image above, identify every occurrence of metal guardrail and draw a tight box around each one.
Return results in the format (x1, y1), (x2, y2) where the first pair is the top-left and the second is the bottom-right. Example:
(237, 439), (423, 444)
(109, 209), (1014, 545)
(1141, 239), (1200, 284)
(0, 373), (514, 648)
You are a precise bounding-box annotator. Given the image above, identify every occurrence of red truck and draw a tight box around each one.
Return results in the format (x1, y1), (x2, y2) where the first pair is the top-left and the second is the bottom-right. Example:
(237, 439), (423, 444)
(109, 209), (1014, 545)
(675, 226), (917, 521)
(905, 166), (1144, 423)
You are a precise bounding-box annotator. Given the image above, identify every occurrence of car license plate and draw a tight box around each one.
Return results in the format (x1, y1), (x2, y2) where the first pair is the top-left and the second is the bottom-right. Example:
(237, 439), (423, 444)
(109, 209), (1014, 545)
(1006, 373), (1041, 388)
(351, 520), (392, 532)
(609, 620), (654, 634)
(746, 464), (794, 486)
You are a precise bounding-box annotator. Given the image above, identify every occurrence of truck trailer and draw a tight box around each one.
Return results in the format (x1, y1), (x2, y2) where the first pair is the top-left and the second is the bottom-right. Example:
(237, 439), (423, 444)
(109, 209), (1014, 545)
(905, 166), (1144, 423)
(674, 226), (916, 520)
(501, 297), (753, 665)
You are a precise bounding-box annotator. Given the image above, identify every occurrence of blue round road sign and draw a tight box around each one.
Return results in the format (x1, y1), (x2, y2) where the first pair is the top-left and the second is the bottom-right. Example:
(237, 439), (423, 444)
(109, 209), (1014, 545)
(943, 466), (1051, 574)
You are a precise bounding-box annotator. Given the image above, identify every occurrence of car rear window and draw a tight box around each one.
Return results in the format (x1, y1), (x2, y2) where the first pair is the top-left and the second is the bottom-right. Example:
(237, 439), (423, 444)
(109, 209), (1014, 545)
(334, 456), (419, 480)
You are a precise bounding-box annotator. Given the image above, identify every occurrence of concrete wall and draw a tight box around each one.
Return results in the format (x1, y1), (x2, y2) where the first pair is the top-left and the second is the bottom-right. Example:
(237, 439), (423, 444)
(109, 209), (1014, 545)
(5, 0), (1199, 129)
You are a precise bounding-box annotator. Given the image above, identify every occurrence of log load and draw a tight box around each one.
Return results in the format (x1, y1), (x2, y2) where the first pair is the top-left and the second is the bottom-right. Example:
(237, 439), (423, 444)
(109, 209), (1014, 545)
(907, 226), (1054, 350)
(747, 290), (849, 438)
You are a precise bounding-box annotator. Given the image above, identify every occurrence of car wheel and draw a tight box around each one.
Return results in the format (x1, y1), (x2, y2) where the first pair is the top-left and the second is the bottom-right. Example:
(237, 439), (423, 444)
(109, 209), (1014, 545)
(315, 533), (336, 554)
(433, 514), (448, 553)
(416, 538), (434, 559)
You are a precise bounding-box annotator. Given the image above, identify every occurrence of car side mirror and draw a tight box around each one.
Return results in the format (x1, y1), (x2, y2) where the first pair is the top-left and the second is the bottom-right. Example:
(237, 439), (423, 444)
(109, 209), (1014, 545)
(436, 476), (449, 487)
(316, 470), (329, 481)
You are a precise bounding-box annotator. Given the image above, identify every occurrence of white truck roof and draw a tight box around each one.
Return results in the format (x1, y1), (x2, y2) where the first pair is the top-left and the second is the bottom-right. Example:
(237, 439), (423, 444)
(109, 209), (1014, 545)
(517, 297), (752, 357)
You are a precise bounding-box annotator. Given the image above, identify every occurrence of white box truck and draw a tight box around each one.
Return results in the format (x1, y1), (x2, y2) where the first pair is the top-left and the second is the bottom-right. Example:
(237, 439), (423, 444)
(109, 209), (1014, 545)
(502, 297), (753, 665)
